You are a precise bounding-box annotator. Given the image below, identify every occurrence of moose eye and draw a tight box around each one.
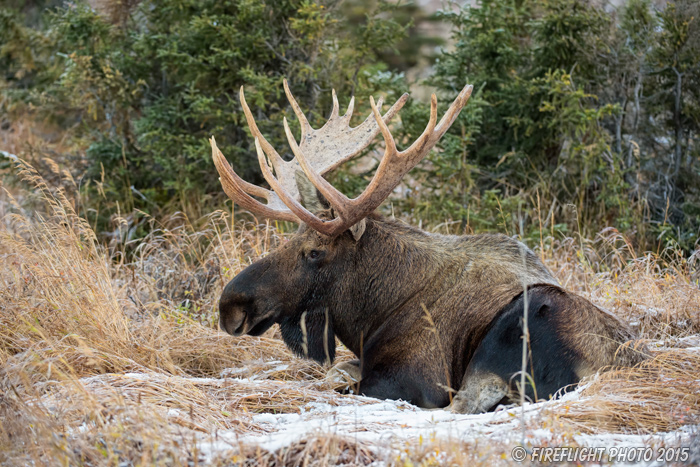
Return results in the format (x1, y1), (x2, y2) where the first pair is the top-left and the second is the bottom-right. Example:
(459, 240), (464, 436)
(307, 250), (322, 260)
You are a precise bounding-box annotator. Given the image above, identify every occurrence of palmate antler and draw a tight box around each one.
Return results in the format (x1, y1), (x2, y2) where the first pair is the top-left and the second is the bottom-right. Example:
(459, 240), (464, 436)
(212, 80), (473, 236)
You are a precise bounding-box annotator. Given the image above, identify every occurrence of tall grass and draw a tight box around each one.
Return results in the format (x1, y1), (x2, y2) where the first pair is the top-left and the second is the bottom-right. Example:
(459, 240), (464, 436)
(0, 158), (699, 466)
(0, 160), (348, 465)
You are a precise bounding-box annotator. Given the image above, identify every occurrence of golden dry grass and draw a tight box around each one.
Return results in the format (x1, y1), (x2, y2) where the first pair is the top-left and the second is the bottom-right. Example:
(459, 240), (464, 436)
(546, 349), (700, 434)
(0, 148), (699, 465)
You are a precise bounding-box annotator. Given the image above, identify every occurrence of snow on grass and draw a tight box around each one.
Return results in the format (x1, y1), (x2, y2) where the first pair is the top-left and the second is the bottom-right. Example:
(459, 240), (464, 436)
(35, 344), (700, 465)
(161, 375), (692, 465)
(229, 393), (572, 452)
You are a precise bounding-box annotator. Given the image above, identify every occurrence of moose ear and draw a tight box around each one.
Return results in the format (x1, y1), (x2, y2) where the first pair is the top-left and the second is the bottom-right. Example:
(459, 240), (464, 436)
(295, 170), (330, 214)
(349, 218), (366, 242)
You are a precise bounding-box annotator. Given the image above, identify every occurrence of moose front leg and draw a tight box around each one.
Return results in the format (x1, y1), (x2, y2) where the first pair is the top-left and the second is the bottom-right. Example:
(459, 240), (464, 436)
(329, 359), (449, 408)
(356, 364), (451, 409)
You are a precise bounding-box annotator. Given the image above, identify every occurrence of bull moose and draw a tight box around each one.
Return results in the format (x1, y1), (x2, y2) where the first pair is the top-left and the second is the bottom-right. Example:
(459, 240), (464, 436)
(211, 81), (643, 413)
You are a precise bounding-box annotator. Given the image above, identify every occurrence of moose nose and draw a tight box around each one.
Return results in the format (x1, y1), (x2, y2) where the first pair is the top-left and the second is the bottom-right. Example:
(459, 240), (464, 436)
(219, 305), (247, 336)
(218, 281), (254, 336)
(219, 258), (271, 336)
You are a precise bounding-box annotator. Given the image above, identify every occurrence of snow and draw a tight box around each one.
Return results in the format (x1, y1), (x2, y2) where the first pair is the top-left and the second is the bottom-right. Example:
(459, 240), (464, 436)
(68, 366), (697, 464)
(0, 150), (19, 162)
(187, 381), (695, 465)
(221, 389), (582, 453)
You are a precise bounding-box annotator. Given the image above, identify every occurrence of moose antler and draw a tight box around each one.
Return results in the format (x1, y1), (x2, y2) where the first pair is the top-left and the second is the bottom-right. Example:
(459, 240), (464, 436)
(212, 80), (473, 236)
(212, 80), (408, 224)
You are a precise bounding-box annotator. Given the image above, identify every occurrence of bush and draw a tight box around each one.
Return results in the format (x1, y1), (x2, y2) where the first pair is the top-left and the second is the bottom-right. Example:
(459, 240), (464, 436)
(405, 0), (700, 253)
(1, 0), (410, 230)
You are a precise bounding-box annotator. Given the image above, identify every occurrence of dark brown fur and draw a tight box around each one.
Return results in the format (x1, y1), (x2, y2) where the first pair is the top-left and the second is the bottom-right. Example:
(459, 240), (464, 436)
(219, 207), (645, 412)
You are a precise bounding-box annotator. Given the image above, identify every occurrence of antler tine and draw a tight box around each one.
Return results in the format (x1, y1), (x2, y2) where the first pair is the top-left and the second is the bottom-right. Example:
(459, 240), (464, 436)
(344, 96), (355, 119)
(399, 93), (439, 164)
(331, 89), (340, 119)
(211, 137), (299, 222)
(283, 79), (312, 136)
(369, 95), (399, 155)
(239, 87), (287, 176)
(429, 84), (473, 147)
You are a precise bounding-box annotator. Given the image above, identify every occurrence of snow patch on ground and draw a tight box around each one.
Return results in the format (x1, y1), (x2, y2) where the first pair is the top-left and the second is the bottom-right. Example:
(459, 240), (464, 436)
(70, 363), (698, 465)
(190, 388), (580, 460)
(192, 384), (695, 465)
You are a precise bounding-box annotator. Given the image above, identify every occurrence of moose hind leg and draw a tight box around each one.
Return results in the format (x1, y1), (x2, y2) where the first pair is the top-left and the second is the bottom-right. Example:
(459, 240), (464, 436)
(451, 370), (508, 414)
(327, 359), (361, 394)
(452, 285), (581, 414)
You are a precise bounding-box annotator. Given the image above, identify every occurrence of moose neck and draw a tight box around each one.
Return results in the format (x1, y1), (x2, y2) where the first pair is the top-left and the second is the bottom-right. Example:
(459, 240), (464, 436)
(329, 218), (453, 356)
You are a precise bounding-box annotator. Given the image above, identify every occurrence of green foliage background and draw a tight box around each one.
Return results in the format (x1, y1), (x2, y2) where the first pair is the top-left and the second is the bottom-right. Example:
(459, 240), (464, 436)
(1, 0), (699, 254)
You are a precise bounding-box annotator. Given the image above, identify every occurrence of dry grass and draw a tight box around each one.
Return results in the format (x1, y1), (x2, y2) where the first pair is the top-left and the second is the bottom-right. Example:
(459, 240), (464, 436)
(546, 349), (700, 434)
(0, 149), (699, 465)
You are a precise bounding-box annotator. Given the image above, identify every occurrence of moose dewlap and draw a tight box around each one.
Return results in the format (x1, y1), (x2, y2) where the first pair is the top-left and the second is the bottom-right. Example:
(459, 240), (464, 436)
(211, 81), (644, 413)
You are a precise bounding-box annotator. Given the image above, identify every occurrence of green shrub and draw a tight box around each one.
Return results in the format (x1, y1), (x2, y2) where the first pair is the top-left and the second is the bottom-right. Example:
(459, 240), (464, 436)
(407, 0), (700, 253)
(1, 0), (410, 230)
